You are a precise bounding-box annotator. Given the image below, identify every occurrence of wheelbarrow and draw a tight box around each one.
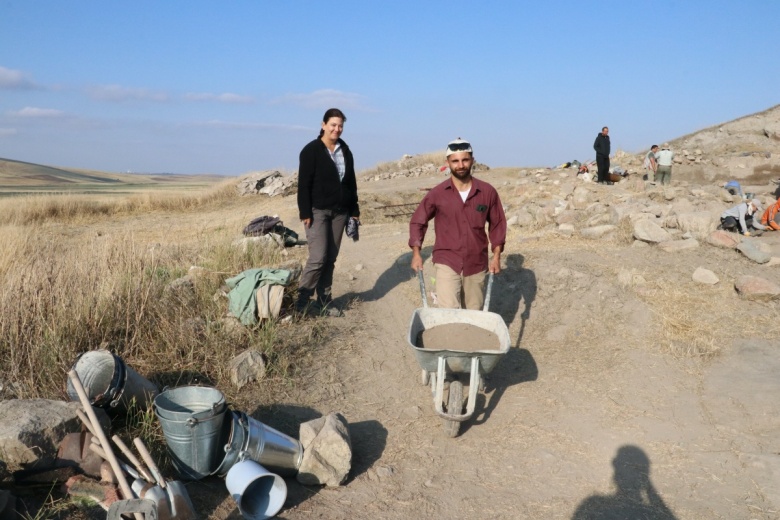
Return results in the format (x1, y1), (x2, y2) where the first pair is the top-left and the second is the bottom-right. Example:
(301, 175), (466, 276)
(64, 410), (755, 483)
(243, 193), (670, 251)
(407, 271), (510, 437)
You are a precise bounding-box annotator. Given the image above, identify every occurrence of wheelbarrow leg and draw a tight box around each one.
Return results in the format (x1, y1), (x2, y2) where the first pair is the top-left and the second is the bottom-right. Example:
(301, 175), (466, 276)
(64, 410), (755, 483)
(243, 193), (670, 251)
(434, 357), (481, 437)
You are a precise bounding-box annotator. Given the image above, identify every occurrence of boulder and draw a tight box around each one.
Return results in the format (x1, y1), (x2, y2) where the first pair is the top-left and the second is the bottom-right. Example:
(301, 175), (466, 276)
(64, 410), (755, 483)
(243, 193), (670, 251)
(163, 275), (197, 307)
(0, 400), (102, 470)
(633, 219), (672, 243)
(580, 225), (616, 239)
(735, 275), (780, 301)
(676, 212), (716, 236)
(707, 230), (741, 249)
(228, 350), (266, 390)
(236, 170), (294, 196)
(297, 413), (352, 487)
(737, 240), (771, 264)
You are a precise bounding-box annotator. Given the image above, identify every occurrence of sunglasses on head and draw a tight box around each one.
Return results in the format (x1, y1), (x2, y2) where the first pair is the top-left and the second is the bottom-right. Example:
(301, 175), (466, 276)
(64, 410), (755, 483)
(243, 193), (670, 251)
(447, 142), (471, 152)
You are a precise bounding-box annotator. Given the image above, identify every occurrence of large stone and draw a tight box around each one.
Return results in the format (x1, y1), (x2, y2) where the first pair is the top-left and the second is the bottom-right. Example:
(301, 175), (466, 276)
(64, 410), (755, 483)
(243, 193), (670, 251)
(580, 225), (616, 239)
(658, 238), (700, 252)
(707, 230), (741, 249)
(228, 350), (266, 390)
(163, 275), (197, 307)
(735, 275), (780, 301)
(633, 219), (672, 243)
(0, 400), (99, 470)
(737, 240), (771, 264)
(676, 212), (716, 236)
(571, 186), (592, 210)
(692, 267), (719, 285)
(297, 413), (352, 487)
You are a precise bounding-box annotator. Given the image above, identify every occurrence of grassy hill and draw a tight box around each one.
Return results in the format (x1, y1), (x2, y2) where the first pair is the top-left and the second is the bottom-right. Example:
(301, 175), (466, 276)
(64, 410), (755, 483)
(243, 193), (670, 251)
(0, 157), (227, 195)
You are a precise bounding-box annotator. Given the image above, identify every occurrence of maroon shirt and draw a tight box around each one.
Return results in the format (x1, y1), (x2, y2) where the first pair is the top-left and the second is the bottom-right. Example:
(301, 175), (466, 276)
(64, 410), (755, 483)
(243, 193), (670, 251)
(409, 176), (506, 276)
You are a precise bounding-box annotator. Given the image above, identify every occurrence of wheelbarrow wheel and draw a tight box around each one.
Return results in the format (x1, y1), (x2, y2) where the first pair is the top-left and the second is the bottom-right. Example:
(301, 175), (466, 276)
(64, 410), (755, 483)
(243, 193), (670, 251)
(442, 380), (463, 438)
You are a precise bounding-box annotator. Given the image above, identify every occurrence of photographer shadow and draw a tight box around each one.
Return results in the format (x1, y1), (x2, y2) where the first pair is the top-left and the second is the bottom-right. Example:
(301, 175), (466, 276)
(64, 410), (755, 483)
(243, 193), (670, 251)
(572, 445), (677, 520)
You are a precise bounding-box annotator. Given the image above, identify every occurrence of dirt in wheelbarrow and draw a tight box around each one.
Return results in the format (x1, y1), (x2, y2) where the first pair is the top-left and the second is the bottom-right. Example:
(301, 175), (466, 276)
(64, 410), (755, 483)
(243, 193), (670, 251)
(203, 171), (780, 519)
(416, 323), (501, 352)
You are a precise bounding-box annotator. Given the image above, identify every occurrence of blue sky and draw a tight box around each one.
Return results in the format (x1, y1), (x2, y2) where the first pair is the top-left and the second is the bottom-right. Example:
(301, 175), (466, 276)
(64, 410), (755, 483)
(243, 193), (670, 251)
(1, 1), (778, 175)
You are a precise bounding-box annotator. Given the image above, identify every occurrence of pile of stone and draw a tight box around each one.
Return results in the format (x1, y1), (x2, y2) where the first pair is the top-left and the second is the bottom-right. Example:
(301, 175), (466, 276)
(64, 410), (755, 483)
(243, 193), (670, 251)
(502, 171), (780, 298)
(236, 170), (297, 197)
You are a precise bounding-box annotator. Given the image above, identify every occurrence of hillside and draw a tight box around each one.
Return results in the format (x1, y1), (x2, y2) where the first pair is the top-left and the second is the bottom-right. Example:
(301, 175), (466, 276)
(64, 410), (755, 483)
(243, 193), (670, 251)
(0, 157), (226, 195)
(620, 104), (780, 183)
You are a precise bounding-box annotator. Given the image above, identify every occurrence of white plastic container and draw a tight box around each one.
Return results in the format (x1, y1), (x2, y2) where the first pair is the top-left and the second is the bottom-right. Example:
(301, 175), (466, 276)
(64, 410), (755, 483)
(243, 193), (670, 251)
(225, 460), (287, 519)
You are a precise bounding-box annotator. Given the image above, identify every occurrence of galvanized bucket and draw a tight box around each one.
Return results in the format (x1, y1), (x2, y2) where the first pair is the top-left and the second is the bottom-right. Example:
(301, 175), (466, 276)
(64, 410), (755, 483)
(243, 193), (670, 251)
(240, 414), (303, 476)
(153, 386), (227, 480)
(66, 350), (159, 411)
(213, 411), (249, 477)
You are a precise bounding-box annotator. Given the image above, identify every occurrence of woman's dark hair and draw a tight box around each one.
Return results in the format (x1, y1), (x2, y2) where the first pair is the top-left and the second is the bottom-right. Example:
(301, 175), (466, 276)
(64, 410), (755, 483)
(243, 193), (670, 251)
(318, 108), (346, 138)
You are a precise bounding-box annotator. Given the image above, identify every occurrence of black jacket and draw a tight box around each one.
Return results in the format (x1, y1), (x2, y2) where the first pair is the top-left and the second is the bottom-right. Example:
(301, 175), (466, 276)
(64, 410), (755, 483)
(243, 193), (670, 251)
(297, 138), (360, 220)
(593, 133), (610, 157)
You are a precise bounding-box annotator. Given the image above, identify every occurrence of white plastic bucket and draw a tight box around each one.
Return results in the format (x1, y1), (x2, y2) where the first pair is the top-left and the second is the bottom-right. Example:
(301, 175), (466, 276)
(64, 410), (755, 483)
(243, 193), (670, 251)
(226, 460), (287, 520)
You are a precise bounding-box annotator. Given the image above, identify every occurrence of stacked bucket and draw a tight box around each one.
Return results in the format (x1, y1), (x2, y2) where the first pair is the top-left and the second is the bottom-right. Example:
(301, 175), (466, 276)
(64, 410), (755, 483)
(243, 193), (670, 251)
(154, 386), (300, 519)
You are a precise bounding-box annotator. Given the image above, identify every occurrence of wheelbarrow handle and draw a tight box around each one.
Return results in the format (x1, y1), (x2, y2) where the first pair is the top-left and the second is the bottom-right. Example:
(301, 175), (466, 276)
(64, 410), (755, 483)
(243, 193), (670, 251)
(483, 272), (494, 312)
(417, 269), (428, 308)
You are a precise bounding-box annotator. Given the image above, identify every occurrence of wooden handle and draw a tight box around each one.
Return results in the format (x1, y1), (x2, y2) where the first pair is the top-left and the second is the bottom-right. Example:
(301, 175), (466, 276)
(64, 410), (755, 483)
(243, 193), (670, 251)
(112, 435), (155, 483)
(133, 437), (166, 489)
(75, 409), (98, 437)
(68, 369), (141, 519)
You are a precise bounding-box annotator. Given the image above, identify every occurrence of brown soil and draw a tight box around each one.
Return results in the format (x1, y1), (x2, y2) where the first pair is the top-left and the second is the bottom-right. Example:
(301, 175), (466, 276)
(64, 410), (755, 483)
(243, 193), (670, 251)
(416, 323), (501, 352)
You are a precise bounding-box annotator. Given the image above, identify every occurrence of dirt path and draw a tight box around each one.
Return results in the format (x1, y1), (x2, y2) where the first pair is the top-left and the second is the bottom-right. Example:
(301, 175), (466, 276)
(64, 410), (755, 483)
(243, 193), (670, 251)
(240, 179), (780, 519)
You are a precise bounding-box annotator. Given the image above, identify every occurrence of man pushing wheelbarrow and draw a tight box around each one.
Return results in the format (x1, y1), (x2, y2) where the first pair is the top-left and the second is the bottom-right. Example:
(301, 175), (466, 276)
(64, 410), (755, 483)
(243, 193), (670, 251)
(408, 138), (508, 436)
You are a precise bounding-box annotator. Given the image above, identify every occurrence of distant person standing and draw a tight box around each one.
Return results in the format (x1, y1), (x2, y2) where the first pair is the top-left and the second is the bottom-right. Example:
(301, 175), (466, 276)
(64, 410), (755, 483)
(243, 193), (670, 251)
(593, 127), (611, 185)
(409, 138), (507, 310)
(655, 143), (675, 185)
(295, 108), (360, 317)
(644, 145), (659, 183)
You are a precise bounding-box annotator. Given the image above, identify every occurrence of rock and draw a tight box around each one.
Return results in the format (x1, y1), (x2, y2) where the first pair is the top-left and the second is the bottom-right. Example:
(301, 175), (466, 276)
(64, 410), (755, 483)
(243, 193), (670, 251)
(658, 238), (700, 252)
(228, 350), (267, 390)
(707, 230), (741, 249)
(580, 225), (616, 239)
(557, 223), (575, 236)
(737, 240), (771, 264)
(297, 413), (352, 487)
(735, 275), (780, 301)
(506, 215), (519, 226)
(767, 257), (780, 267)
(236, 170), (295, 196)
(0, 400), (100, 470)
(663, 188), (676, 201)
(571, 186), (591, 210)
(163, 275), (197, 307)
(676, 212), (716, 236)
(232, 235), (282, 253)
(633, 219), (672, 243)
(692, 267), (719, 285)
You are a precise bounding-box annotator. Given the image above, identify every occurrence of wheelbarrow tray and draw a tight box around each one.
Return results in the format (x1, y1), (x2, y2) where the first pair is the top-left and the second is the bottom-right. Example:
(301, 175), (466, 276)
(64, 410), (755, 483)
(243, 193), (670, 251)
(407, 307), (510, 375)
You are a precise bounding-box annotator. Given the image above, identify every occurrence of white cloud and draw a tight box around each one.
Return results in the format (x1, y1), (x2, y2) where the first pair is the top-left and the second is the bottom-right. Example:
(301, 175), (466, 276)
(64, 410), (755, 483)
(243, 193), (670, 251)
(0, 128), (17, 137)
(87, 84), (170, 102)
(184, 92), (254, 104)
(272, 89), (373, 111)
(0, 66), (38, 89)
(9, 107), (66, 118)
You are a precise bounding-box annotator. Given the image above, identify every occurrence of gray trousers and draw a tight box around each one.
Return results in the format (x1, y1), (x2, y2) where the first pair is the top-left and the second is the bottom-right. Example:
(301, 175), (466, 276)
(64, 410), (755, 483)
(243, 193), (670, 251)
(298, 208), (348, 303)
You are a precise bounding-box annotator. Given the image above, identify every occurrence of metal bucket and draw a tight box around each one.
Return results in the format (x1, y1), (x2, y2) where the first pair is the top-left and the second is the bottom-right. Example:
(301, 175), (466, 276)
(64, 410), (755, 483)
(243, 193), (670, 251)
(66, 350), (159, 411)
(153, 386), (227, 480)
(213, 411), (249, 477)
(241, 414), (303, 476)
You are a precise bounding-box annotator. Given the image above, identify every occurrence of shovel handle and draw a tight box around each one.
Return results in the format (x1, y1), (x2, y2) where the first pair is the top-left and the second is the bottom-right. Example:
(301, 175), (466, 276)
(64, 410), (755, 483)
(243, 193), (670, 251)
(68, 370), (142, 520)
(133, 437), (166, 489)
(75, 409), (97, 437)
(112, 435), (155, 483)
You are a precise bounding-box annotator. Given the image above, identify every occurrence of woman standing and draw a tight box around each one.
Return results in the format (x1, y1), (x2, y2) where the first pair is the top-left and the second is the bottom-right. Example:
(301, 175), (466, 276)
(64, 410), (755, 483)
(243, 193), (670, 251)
(295, 108), (360, 316)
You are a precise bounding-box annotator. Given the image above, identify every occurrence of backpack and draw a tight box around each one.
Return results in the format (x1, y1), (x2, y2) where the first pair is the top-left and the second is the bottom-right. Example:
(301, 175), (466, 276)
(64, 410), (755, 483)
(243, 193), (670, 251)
(242, 215), (299, 246)
(243, 216), (282, 236)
